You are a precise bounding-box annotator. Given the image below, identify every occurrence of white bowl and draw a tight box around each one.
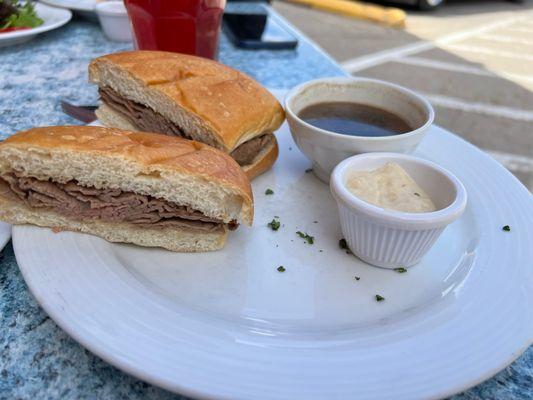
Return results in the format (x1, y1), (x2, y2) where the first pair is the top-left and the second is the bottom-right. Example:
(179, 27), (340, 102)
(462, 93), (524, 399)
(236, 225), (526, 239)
(330, 153), (467, 268)
(95, 1), (132, 42)
(285, 77), (434, 183)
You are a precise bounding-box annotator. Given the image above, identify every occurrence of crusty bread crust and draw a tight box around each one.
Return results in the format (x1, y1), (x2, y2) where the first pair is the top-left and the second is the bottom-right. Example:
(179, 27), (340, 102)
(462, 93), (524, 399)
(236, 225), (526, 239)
(89, 51), (285, 152)
(0, 197), (227, 252)
(0, 126), (253, 225)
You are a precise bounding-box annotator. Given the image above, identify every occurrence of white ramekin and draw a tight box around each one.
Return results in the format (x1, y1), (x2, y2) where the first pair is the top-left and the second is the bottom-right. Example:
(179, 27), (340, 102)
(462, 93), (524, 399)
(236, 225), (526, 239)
(330, 153), (467, 268)
(95, 1), (132, 43)
(285, 77), (434, 183)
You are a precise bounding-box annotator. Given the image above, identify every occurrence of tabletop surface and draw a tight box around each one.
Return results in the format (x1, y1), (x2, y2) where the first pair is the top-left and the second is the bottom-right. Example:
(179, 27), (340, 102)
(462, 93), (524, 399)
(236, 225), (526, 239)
(0, 8), (531, 400)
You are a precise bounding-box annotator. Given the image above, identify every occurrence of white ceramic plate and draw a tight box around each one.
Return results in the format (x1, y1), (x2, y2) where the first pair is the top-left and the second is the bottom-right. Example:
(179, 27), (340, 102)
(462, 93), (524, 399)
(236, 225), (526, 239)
(40, 0), (97, 17)
(0, 222), (10, 251)
(12, 119), (532, 399)
(0, 3), (72, 48)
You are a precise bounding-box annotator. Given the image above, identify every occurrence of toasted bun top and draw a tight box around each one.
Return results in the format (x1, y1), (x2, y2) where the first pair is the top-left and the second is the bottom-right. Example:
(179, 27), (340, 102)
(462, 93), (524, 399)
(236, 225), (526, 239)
(0, 126), (253, 225)
(89, 51), (285, 151)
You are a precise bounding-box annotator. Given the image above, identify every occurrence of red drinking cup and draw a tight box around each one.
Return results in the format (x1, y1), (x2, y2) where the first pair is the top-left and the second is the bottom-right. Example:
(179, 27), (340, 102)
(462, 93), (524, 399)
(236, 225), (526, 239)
(124, 0), (226, 60)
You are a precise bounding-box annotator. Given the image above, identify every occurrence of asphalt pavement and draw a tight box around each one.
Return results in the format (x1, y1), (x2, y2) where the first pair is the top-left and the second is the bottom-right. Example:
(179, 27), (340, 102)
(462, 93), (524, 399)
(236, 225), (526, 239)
(274, 0), (533, 190)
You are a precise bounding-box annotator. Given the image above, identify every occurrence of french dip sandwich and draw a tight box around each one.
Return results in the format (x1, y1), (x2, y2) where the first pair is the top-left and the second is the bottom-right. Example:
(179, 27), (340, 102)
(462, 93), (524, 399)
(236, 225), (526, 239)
(0, 126), (253, 252)
(89, 51), (285, 179)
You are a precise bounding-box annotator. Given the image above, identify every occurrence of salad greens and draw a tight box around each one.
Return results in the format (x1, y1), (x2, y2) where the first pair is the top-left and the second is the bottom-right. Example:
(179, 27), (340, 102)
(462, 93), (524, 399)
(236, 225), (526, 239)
(0, 1), (43, 30)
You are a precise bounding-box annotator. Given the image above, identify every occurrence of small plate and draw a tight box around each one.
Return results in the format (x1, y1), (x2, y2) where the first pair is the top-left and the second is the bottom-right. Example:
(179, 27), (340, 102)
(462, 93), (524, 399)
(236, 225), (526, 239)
(0, 3), (72, 48)
(40, 0), (98, 19)
(12, 99), (533, 399)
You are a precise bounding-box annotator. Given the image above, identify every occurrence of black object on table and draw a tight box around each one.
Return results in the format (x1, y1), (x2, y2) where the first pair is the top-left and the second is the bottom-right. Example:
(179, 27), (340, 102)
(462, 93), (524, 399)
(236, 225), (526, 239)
(224, 2), (298, 49)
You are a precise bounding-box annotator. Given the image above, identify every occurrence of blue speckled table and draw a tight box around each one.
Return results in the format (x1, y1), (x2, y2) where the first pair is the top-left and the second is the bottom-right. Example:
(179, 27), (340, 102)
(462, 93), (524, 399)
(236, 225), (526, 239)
(0, 9), (531, 400)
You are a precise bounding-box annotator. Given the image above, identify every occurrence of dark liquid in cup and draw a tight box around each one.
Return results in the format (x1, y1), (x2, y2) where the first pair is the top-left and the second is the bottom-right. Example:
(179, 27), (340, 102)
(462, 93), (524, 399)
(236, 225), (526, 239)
(298, 102), (412, 137)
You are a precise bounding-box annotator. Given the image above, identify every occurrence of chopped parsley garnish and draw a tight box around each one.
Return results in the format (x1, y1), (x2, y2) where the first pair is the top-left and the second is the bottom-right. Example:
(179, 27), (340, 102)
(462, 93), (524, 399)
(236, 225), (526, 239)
(277, 266), (286, 272)
(375, 294), (385, 302)
(354, 276), (360, 281)
(267, 218), (280, 231)
(394, 267), (407, 273)
(296, 231), (314, 244)
(339, 238), (352, 254)
(265, 188), (274, 195)
(502, 225), (511, 232)
(305, 168), (313, 173)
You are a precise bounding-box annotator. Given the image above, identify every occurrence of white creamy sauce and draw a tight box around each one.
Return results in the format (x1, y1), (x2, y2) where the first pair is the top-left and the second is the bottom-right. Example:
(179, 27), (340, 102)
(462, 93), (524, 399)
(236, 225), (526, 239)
(346, 162), (437, 213)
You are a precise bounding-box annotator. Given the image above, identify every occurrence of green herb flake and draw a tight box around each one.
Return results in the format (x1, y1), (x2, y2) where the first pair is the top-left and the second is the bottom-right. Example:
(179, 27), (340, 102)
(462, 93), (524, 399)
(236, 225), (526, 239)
(267, 218), (280, 231)
(502, 225), (511, 232)
(375, 294), (385, 302)
(265, 188), (274, 195)
(414, 192), (420, 197)
(296, 231), (314, 244)
(394, 267), (407, 273)
(277, 266), (286, 272)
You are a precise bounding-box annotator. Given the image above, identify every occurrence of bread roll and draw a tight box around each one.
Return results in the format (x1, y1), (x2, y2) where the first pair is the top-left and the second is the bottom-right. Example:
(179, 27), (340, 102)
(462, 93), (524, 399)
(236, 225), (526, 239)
(0, 126), (253, 252)
(89, 51), (285, 179)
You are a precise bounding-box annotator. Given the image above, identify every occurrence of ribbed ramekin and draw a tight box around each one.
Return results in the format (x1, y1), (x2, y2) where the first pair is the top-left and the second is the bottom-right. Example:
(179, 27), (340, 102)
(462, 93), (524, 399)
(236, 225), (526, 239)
(330, 153), (467, 268)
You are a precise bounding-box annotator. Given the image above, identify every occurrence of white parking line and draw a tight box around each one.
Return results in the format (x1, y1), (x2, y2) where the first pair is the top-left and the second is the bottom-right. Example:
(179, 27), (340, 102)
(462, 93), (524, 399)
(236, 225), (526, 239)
(444, 44), (533, 62)
(395, 57), (494, 76)
(394, 56), (533, 84)
(341, 15), (527, 73)
(478, 34), (533, 46)
(341, 41), (434, 73)
(486, 150), (533, 174)
(422, 93), (533, 122)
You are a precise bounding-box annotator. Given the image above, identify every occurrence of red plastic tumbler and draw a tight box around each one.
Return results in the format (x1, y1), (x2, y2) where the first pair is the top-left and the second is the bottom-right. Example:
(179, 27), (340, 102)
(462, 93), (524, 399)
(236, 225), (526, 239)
(124, 0), (226, 59)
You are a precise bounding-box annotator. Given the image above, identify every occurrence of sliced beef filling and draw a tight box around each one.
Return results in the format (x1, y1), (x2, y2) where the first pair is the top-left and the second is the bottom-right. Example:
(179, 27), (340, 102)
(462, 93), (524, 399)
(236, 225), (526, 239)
(0, 173), (238, 232)
(99, 87), (190, 139)
(99, 87), (271, 166)
(229, 134), (271, 166)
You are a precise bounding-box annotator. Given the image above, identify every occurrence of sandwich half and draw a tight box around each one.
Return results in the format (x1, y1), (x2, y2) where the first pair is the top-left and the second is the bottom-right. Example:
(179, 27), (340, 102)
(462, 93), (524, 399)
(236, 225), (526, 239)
(0, 126), (253, 252)
(89, 51), (285, 179)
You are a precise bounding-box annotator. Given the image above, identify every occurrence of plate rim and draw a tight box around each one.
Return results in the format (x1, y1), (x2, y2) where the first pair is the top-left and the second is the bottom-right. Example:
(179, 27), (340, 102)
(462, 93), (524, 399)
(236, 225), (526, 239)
(13, 231), (533, 400)
(12, 124), (533, 399)
(39, 0), (96, 13)
(0, 222), (10, 252)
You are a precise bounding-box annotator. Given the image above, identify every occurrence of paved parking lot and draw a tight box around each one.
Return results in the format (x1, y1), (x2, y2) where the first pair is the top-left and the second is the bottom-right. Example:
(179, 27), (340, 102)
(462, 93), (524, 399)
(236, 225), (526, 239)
(274, 0), (533, 190)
